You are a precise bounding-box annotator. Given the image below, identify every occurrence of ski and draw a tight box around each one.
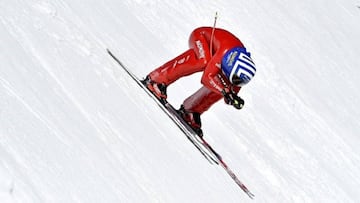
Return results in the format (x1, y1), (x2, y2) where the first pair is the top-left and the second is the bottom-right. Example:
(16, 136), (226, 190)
(106, 49), (217, 164)
(107, 49), (254, 199)
(199, 136), (255, 199)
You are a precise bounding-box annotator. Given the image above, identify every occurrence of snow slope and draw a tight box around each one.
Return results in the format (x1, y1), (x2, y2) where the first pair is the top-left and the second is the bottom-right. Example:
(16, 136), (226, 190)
(1, 0), (360, 202)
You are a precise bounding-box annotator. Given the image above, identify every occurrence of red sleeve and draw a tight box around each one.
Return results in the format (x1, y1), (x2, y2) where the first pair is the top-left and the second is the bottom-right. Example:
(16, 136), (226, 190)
(200, 55), (228, 94)
(201, 56), (242, 95)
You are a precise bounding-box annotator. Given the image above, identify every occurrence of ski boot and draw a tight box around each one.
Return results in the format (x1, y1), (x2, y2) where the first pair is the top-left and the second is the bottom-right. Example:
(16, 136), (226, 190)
(178, 105), (203, 137)
(142, 75), (167, 103)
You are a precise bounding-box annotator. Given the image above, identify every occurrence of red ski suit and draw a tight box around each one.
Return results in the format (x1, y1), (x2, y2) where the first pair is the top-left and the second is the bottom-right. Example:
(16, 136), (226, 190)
(149, 27), (245, 114)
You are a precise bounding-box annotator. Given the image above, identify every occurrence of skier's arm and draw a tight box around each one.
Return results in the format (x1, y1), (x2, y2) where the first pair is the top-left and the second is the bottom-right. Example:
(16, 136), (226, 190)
(200, 57), (227, 93)
(201, 63), (244, 109)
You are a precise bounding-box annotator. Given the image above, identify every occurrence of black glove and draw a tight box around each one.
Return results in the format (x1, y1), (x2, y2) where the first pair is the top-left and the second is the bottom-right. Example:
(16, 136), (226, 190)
(222, 90), (244, 110)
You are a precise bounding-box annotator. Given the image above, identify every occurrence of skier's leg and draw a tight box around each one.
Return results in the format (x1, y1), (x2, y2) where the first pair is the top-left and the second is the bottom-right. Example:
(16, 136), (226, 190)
(183, 86), (223, 115)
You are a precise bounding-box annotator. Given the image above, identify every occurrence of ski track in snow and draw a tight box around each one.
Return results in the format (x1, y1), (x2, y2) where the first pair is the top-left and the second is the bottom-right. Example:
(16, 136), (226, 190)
(1, 0), (360, 202)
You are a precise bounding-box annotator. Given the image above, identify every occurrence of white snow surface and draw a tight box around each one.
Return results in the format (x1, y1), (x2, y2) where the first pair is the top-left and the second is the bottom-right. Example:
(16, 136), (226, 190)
(1, 0), (360, 202)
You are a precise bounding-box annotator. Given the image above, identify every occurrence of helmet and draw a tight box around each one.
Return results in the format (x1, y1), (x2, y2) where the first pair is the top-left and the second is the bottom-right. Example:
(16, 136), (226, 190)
(221, 47), (256, 86)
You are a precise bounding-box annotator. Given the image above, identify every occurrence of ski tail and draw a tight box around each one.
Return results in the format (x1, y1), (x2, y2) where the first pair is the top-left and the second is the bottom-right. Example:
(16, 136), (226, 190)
(196, 136), (255, 199)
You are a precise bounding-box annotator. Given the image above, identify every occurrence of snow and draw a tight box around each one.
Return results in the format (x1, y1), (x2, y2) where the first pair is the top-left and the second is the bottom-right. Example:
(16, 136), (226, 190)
(1, 0), (360, 202)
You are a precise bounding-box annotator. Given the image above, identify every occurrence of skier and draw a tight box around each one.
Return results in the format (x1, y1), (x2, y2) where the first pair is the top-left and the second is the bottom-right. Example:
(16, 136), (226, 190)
(143, 26), (256, 136)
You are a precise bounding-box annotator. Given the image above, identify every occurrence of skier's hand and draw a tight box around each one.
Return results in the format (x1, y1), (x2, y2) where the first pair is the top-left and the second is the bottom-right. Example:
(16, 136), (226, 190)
(222, 90), (244, 110)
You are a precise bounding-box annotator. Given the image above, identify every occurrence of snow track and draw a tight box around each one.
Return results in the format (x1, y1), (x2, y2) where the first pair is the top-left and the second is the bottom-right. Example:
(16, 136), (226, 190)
(1, 0), (360, 202)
